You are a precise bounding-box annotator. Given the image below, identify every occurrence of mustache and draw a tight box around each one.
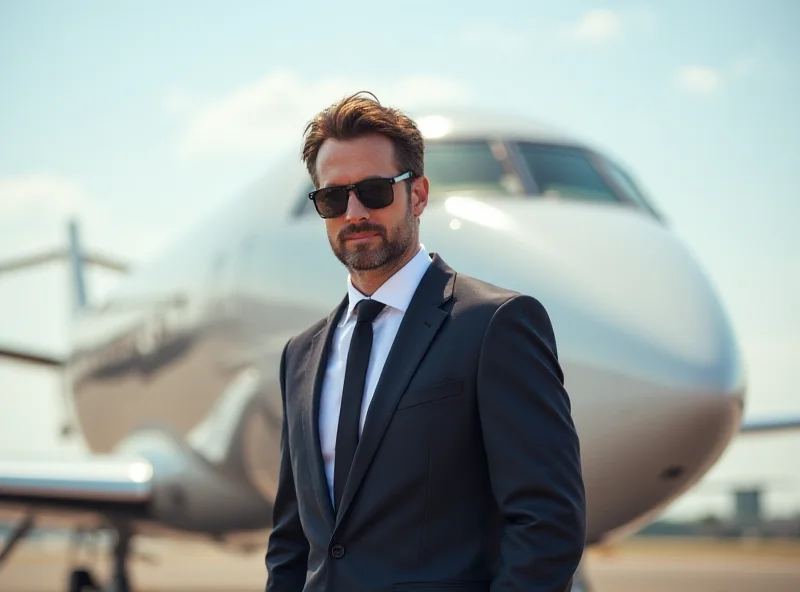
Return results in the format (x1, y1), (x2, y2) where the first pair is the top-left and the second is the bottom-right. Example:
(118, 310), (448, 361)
(338, 222), (386, 241)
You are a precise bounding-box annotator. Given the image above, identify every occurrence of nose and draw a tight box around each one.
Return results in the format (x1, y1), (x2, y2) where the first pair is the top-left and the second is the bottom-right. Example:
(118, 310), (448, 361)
(345, 190), (369, 221)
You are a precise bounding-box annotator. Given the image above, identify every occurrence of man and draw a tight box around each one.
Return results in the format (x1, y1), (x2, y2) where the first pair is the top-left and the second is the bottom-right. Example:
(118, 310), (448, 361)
(265, 92), (585, 591)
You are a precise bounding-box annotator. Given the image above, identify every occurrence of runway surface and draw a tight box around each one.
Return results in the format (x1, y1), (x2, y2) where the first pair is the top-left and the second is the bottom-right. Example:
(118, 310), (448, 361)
(1, 536), (799, 591)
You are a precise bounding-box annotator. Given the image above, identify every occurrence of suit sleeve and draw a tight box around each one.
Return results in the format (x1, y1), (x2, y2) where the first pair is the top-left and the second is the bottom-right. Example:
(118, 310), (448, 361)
(265, 340), (309, 591)
(476, 295), (586, 591)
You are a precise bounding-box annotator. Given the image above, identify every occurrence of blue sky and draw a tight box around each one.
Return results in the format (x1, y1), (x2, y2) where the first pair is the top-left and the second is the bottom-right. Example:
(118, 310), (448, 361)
(0, 1), (798, 519)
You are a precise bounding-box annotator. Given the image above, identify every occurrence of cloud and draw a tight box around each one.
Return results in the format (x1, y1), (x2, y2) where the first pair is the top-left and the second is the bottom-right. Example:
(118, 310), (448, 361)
(674, 57), (758, 95)
(0, 175), (109, 255)
(461, 25), (527, 53)
(168, 70), (472, 160)
(675, 66), (722, 95)
(560, 10), (623, 44)
(0, 175), (92, 220)
(0, 174), (166, 264)
(0, 175), (109, 267)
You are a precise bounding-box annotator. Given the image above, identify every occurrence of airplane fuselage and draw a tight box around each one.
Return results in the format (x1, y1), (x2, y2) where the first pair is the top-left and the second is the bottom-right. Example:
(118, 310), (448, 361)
(63, 115), (745, 547)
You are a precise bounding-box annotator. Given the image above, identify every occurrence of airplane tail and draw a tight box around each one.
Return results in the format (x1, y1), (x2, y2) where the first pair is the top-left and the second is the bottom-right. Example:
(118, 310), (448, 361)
(0, 218), (130, 366)
(67, 218), (89, 313)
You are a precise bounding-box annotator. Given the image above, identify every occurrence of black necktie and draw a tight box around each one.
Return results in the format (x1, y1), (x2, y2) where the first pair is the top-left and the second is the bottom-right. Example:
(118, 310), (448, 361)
(333, 298), (386, 511)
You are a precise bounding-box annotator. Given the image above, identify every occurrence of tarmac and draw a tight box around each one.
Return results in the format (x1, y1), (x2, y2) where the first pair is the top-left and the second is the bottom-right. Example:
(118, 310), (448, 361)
(1, 535), (799, 592)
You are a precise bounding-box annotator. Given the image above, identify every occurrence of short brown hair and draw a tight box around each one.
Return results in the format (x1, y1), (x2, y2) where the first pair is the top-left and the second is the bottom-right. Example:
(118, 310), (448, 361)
(301, 92), (424, 188)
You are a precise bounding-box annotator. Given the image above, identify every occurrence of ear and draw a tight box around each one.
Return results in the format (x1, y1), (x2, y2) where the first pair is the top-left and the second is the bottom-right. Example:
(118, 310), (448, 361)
(410, 175), (429, 218)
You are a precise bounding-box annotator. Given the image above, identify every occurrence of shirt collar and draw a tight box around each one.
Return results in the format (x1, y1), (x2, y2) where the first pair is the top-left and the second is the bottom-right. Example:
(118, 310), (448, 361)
(344, 244), (432, 322)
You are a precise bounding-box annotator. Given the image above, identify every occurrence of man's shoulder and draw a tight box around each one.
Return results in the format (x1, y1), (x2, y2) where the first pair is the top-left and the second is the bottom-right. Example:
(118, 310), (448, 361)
(430, 253), (548, 318)
(449, 269), (558, 360)
(451, 269), (522, 309)
(449, 269), (552, 328)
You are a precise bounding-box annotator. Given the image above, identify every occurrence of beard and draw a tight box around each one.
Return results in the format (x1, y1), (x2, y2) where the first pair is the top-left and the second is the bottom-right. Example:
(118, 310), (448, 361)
(330, 210), (416, 271)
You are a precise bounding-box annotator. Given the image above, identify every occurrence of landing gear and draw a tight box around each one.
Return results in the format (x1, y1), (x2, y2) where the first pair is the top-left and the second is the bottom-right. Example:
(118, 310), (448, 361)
(67, 524), (133, 592)
(107, 525), (132, 592)
(68, 568), (99, 592)
(0, 513), (34, 566)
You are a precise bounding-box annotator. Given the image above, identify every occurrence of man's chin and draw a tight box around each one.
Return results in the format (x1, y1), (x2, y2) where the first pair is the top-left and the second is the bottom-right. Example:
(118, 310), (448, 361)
(344, 254), (387, 271)
(335, 245), (385, 271)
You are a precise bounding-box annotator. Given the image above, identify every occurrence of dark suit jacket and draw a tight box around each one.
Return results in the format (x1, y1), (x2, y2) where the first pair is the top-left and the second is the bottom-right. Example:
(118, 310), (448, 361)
(265, 254), (586, 591)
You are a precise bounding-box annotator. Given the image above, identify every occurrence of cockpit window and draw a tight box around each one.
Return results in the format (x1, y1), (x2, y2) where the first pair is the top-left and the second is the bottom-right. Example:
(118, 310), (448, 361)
(517, 143), (620, 203)
(424, 141), (524, 197)
(601, 157), (656, 211)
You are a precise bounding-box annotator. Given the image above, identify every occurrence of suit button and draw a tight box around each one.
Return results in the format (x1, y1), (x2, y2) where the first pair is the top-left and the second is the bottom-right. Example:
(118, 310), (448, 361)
(331, 544), (345, 558)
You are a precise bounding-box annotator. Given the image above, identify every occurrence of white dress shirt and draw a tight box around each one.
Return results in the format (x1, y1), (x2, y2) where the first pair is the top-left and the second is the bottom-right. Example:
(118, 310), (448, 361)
(319, 244), (432, 503)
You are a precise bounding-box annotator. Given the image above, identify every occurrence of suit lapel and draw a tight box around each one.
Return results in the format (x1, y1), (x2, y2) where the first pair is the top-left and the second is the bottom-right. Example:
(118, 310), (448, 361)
(303, 295), (348, 530)
(334, 254), (455, 529)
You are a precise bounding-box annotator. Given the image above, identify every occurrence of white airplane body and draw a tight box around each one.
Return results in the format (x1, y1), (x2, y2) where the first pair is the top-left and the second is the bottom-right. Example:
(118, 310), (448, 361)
(0, 109), (793, 591)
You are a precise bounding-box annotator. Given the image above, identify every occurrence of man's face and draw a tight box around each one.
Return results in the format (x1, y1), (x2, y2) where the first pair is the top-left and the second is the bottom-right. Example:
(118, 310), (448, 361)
(315, 134), (428, 272)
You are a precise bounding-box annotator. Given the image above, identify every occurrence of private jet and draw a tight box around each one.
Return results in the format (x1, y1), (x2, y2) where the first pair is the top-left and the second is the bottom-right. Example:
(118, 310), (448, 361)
(1, 108), (796, 592)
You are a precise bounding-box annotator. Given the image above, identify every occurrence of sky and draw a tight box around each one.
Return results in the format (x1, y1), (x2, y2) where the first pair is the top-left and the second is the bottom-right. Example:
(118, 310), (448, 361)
(0, 1), (798, 520)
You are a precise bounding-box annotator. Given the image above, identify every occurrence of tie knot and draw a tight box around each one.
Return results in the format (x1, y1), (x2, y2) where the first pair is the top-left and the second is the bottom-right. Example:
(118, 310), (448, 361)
(356, 299), (386, 323)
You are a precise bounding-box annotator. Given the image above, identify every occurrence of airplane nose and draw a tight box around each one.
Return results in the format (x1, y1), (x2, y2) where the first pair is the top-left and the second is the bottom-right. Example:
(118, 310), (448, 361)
(531, 204), (744, 399)
(432, 196), (746, 399)
(425, 196), (746, 542)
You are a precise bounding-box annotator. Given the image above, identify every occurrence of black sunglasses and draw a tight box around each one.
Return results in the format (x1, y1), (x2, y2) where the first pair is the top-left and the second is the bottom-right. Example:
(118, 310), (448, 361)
(308, 171), (414, 219)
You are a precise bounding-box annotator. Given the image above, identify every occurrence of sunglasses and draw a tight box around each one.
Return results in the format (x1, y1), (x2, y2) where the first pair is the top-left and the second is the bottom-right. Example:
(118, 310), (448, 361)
(308, 171), (414, 219)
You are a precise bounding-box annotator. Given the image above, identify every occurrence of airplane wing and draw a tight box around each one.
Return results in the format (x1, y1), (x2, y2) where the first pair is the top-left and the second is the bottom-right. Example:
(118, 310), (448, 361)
(0, 454), (153, 566)
(0, 344), (63, 367)
(740, 416), (800, 434)
(1, 340), (149, 517)
(0, 455), (152, 516)
(0, 345), (148, 514)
